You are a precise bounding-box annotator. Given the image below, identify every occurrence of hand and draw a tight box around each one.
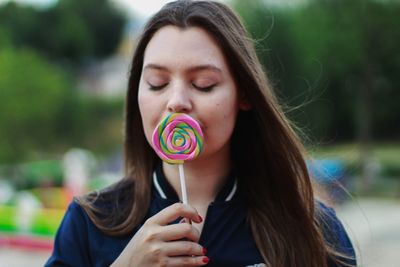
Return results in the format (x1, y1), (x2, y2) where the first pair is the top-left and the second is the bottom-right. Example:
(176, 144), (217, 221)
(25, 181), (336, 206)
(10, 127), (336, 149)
(111, 203), (208, 267)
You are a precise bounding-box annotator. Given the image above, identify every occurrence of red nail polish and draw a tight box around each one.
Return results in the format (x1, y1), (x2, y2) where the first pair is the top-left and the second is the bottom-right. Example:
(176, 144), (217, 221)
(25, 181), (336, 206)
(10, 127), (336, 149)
(198, 215), (203, 222)
(202, 257), (209, 263)
(202, 247), (207, 255)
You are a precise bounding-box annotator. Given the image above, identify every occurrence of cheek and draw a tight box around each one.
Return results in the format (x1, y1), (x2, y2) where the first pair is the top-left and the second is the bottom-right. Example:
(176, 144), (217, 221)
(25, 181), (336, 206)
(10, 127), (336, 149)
(206, 101), (238, 138)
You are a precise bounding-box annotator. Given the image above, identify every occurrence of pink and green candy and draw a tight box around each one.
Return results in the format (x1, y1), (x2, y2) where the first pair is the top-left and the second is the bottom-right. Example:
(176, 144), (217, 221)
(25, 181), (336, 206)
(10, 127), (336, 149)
(152, 113), (204, 164)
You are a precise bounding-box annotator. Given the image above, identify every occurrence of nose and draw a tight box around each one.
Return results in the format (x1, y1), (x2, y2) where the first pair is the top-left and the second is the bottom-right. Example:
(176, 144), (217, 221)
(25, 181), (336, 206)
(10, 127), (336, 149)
(167, 86), (192, 113)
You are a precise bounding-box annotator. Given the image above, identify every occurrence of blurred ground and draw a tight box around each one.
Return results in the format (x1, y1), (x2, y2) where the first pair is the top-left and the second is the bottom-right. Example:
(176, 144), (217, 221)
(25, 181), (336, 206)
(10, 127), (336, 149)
(0, 198), (399, 267)
(0, 248), (49, 267)
(337, 198), (400, 267)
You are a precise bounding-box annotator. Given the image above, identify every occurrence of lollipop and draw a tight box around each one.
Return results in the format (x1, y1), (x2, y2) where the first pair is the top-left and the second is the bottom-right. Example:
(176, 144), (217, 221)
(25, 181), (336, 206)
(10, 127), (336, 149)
(152, 113), (204, 204)
(152, 113), (203, 164)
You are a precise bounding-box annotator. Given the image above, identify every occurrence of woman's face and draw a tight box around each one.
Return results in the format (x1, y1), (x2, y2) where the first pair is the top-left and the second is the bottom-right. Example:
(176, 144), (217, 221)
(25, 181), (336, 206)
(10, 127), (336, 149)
(138, 25), (242, 162)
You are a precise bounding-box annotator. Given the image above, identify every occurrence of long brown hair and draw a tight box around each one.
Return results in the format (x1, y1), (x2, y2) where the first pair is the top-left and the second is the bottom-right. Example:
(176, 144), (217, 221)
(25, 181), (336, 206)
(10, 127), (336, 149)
(77, 1), (353, 266)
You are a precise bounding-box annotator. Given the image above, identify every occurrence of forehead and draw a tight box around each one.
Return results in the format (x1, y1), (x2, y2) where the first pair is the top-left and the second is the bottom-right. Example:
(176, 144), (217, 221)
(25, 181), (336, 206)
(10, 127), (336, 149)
(143, 25), (227, 69)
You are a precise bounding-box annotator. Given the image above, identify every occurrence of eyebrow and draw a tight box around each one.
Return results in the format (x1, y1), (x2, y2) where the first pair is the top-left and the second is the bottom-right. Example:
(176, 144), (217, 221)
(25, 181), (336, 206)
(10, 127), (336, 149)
(143, 63), (222, 73)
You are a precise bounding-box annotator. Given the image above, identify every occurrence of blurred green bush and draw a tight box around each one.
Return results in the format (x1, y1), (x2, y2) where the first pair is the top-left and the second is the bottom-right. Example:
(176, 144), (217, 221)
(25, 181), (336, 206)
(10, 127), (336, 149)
(0, 0), (127, 164)
(0, 47), (124, 164)
(0, 48), (73, 163)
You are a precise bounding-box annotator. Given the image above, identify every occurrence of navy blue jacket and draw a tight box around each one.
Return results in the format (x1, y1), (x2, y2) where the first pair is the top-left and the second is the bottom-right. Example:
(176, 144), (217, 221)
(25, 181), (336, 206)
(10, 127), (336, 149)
(46, 166), (356, 267)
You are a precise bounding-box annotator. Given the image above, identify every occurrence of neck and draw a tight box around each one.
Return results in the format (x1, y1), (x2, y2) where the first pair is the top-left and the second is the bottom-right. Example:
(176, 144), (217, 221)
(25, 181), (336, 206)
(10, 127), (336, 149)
(162, 149), (231, 205)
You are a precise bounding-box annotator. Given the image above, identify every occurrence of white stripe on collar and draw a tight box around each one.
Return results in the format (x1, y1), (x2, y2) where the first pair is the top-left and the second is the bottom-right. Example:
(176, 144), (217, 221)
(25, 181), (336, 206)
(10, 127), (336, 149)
(225, 178), (237, 201)
(153, 170), (238, 201)
(153, 171), (167, 199)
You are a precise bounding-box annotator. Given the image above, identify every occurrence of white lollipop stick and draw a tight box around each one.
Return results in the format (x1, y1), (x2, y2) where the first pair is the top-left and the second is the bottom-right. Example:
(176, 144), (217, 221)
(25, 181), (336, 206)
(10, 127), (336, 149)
(179, 164), (194, 241)
(178, 164), (192, 224)
(178, 163), (188, 205)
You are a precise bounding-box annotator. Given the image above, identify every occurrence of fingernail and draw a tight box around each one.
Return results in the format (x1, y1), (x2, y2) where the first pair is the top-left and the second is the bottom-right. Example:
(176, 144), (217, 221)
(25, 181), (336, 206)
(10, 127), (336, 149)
(198, 215), (203, 222)
(202, 256), (209, 263)
(202, 247), (207, 255)
(179, 218), (185, 224)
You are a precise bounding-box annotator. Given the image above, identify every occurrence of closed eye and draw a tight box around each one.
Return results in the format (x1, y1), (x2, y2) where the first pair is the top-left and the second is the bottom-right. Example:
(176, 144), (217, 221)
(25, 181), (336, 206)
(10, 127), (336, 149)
(192, 83), (216, 92)
(148, 82), (168, 91)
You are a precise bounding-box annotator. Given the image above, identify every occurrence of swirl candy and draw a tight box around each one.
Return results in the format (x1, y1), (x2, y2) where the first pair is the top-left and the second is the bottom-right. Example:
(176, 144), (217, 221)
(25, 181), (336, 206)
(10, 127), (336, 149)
(152, 113), (204, 164)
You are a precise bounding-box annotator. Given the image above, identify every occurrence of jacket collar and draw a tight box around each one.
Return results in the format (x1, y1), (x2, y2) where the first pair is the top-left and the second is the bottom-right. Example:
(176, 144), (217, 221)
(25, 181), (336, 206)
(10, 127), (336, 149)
(153, 163), (238, 202)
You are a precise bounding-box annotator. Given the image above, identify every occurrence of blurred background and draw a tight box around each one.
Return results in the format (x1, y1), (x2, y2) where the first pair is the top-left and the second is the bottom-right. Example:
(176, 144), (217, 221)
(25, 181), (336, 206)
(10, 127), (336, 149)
(0, 0), (399, 266)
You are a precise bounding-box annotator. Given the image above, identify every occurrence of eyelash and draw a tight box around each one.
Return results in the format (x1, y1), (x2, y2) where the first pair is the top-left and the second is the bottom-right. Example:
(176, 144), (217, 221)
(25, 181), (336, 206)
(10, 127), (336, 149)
(147, 83), (216, 92)
(192, 83), (216, 92)
(148, 83), (168, 91)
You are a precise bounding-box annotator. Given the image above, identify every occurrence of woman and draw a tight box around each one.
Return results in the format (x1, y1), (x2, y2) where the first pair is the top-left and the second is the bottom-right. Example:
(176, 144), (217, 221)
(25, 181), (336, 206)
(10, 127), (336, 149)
(46, 1), (356, 266)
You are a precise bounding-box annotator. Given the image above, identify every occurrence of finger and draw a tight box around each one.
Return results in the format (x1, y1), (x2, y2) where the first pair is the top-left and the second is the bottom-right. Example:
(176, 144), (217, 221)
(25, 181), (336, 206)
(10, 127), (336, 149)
(181, 217), (192, 224)
(148, 203), (201, 226)
(179, 218), (194, 226)
(160, 223), (201, 242)
(164, 240), (206, 257)
(166, 256), (209, 267)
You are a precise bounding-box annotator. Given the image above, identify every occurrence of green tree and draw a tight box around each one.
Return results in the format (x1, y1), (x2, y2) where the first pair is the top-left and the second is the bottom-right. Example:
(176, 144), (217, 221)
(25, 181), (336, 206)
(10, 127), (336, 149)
(0, 1), (127, 165)
(0, 0), (127, 65)
(0, 48), (125, 164)
(232, 0), (400, 189)
(0, 48), (73, 163)
(232, 0), (400, 143)
(232, 0), (323, 141)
